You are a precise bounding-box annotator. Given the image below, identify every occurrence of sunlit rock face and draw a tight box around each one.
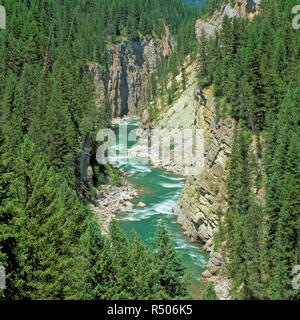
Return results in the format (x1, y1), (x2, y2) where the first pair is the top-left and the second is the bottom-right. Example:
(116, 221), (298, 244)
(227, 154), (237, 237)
(195, 0), (261, 42)
(87, 25), (174, 118)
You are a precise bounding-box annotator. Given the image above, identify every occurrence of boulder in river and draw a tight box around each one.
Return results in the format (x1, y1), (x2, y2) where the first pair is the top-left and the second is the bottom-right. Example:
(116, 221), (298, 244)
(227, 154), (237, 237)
(136, 201), (147, 208)
(119, 201), (134, 213)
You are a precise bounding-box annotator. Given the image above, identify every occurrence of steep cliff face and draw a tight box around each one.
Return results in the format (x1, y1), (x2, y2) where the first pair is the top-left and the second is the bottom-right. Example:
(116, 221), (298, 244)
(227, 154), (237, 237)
(174, 87), (234, 299)
(87, 26), (174, 118)
(175, 90), (234, 246)
(80, 28), (174, 185)
(170, 0), (262, 300)
(195, 0), (261, 40)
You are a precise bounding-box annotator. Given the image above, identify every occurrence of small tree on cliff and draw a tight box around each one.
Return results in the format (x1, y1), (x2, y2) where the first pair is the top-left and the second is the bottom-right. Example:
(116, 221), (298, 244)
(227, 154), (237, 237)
(202, 283), (219, 300)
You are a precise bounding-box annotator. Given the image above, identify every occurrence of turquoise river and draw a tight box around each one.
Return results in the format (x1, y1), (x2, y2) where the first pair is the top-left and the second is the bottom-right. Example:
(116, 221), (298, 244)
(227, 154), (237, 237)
(109, 121), (208, 298)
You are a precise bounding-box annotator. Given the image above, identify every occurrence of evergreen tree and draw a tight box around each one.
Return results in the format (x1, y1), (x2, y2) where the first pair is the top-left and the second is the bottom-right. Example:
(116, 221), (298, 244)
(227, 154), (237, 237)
(153, 221), (189, 299)
(78, 219), (113, 300)
(202, 283), (219, 300)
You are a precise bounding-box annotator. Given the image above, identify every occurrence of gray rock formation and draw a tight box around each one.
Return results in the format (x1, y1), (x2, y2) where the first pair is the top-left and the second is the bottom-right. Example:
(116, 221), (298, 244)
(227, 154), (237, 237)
(81, 27), (174, 185)
(173, 85), (235, 299)
(87, 26), (174, 118)
(195, 0), (261, 41)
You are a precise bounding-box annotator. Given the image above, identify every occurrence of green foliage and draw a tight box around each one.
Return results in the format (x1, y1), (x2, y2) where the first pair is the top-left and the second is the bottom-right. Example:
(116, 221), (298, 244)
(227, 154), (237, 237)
(263, 89), (300, 300)
(0, 137), (90, 299)
(0, 0), (193, 300)
(203, 0), (300, 131)
(153, 221), (189, 299)
(206, 0), (300, 300)
(202, 283), (219, 300)
(76, 221), (189, 300)
(206, 0), (226, 15)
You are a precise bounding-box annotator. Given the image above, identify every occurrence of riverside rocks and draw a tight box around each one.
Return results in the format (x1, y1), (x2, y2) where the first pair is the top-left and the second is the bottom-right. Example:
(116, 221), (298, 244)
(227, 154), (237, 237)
(91, 181), (139, 236)
(136, 202), (147, 208)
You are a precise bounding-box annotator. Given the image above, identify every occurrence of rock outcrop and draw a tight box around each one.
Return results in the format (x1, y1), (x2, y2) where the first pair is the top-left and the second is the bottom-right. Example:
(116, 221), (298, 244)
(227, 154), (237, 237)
(174, 86), (234, 299)
(195, 0), (261, 41)
(91, 180), (139, 236)
(171, 0), (262, 300)
(87, 25), (174, 118)
(81, 27), (174, 186)
(129, 60), (204, 175)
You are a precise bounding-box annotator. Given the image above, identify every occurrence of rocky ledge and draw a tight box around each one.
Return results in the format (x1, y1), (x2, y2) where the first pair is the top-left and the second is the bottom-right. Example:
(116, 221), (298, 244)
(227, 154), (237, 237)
(91, 180), (139, 236)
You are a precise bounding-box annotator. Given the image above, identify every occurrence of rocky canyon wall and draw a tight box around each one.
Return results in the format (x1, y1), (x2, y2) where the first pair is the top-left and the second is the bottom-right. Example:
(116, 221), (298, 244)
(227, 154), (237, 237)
(79, 27), (174, 185)
(174, 86), (234, 300)
(175, 0), (261, 299)
(195, 0), (261, 40)
(87, 26), (174, 118)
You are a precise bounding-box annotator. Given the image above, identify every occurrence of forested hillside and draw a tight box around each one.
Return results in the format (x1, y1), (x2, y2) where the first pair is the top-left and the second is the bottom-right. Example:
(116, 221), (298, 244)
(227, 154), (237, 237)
(0, 0), (299, 301)
(200, 0), (300, 299)
(0, 0), (195, 300)
(141, 0), (299, 300)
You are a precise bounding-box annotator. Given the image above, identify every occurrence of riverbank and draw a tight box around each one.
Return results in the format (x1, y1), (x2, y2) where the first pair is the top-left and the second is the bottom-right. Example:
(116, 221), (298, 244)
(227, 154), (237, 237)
(91, 178), (140, 236)
(96, 120), (209, 299)
(124, 119), (232, 300)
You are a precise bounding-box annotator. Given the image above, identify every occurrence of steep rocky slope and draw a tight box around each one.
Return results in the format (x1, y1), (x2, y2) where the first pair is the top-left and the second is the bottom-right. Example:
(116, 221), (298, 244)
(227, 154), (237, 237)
(174, 86), (234, 300)
(130, 60), (204, 175)
(195, 0), (261, 40)
(137, 0), (262, 300)
(87, 26), (174, 118)
(80, 27), (174, 185)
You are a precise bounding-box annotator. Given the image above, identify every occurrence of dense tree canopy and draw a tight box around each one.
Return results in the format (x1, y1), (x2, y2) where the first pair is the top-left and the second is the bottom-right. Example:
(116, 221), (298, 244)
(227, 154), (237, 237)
(0, 0), (192, 300)
(200, 0), (300, 300)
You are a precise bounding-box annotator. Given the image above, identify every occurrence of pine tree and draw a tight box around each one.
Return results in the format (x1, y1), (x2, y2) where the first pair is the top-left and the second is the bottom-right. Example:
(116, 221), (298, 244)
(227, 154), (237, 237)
(1, 137), (88, 299)
(202, 283), (219, 300)
(79, 219), (113, 300)
(153, 221), (189, 299)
